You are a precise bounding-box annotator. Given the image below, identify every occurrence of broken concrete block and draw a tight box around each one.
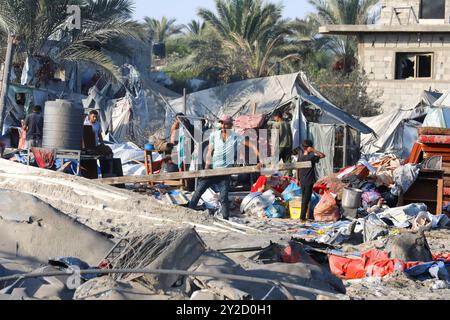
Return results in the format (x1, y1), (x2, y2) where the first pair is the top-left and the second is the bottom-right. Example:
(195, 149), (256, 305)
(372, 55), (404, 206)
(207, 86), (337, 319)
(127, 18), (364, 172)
(385, 232), (433, 262)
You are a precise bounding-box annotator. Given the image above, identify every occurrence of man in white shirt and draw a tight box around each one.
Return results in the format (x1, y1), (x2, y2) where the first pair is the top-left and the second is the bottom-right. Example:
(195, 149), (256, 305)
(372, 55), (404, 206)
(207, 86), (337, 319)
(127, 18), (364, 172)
(188, 115), (261, 220)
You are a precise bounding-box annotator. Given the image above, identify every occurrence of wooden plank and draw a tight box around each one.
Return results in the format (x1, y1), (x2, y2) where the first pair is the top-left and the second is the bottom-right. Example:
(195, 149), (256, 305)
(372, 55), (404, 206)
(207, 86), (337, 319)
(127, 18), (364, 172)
(99, 162), (312, 185)
(437, 178), (444, 215)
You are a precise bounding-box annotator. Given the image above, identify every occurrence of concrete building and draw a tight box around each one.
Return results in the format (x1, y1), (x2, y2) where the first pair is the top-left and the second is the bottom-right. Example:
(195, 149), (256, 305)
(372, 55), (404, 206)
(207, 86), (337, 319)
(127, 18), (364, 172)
(320, 0), (450, 110)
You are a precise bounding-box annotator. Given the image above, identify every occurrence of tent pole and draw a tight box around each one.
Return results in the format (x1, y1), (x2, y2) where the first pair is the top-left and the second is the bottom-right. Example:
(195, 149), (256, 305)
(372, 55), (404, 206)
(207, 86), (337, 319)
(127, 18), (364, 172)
(0, 34), (15, 133)
(343, 125), (348, 167)
(183, 88), (187, 115)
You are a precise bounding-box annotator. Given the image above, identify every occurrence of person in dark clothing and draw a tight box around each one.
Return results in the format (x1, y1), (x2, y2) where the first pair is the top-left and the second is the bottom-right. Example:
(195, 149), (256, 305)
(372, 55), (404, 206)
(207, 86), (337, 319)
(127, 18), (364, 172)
(298, 139), (326, 222)
(24, 105), (44, 148)
(268, 111), (293, 163)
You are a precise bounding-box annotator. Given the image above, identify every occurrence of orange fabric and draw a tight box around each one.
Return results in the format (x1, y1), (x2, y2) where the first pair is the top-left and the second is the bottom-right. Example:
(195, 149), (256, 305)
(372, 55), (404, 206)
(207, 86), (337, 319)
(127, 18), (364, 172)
(18, 125), (26, 150)
(329, 250), (423, 280)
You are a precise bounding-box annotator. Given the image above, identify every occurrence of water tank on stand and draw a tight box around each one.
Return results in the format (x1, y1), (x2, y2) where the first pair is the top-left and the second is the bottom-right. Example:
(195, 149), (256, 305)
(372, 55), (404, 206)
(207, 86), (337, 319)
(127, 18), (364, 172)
(43, 99), (84, 150)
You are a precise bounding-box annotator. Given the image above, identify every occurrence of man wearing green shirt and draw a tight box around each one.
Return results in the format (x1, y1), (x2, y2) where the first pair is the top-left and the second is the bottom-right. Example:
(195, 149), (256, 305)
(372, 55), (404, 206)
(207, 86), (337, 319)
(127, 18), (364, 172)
(269, 111), (293, 163)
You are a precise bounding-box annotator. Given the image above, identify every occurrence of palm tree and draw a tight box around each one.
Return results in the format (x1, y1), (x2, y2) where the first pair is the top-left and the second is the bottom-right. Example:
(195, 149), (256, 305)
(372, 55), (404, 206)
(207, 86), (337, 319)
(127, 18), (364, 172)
(184, 20), (206, 37)
(287, 16), (332, 72)
(0, 0), (144, 82)
(309, 0), (379, 73)
(143, 16), (184, 43)
(195, 0), (298, 80)
(58, 0), (145, 81)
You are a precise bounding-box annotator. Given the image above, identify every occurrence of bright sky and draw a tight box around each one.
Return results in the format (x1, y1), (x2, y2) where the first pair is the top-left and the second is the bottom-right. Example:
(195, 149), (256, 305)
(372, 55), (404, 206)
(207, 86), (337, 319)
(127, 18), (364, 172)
(132, 0), (315, 23)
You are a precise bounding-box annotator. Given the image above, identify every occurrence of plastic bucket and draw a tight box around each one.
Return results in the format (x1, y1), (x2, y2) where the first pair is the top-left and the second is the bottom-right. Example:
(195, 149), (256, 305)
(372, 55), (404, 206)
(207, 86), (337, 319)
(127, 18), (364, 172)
(342, 187), (363, 209)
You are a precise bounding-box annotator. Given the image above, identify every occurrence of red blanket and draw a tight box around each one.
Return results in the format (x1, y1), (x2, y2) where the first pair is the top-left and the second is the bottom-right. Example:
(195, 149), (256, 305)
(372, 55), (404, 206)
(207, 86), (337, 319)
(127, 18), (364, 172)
(419, 135), (450, 145)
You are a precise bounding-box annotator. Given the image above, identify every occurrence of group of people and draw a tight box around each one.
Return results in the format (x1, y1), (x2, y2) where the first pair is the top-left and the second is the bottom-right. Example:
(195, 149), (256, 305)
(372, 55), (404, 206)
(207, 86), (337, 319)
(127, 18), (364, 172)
(184, 112), (325, 222)
(0, 107), (110, 159)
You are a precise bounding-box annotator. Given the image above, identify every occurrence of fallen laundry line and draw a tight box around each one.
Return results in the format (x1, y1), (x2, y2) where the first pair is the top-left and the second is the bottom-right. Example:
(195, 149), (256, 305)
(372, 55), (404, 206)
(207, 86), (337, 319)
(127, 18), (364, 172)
(213, 222), (248, 235)
(0, 268), (343, 300)
(137, 215), (177, 224)
(182, 221), (230, 233)
(217, 218), (264, 233)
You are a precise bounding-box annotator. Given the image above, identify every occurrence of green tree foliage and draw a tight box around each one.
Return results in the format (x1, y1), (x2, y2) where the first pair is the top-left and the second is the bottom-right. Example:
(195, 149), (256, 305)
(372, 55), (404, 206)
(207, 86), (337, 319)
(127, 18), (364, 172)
(308, 67), (382, 117)
(0, 0), (144, 82)
(308, 0), (379, 74)
(143, 16), (184, 43)
(171, 0), (300, 82)
(184, 20), (206, 37)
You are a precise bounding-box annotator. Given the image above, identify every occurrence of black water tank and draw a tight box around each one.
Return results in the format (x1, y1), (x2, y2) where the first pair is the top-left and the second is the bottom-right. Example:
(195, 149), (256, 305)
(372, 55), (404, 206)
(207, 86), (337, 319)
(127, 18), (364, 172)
(153, 42), (166, 58)
(43, 99), (84, 150)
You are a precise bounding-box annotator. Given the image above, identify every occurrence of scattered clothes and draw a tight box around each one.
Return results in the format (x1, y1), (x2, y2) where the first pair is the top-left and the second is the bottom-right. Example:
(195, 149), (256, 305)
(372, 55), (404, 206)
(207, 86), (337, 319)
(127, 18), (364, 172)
(361, 191), (381, 208)
(412, 212), (450, 232)
(377, 203), (428, 228)
(405, 261), (450, 281)
(392, 164), (420, 195)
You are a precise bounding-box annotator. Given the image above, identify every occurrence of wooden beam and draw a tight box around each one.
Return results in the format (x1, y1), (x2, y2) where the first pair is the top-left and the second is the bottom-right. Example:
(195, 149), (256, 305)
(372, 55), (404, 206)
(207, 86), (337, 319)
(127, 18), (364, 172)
(99, 162), (312, 185)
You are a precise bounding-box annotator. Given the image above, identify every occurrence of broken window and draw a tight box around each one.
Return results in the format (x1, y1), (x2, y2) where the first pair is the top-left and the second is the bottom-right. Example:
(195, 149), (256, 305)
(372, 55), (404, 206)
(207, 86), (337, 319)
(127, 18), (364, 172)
(395, 53), (433, 79)
(420, 0), (445, 19)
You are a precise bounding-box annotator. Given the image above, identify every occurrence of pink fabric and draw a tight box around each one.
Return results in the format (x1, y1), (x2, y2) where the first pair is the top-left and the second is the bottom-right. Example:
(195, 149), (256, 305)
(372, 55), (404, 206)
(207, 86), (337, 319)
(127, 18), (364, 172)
(419, 135), (450, 144)
(234, 114), (265, 130)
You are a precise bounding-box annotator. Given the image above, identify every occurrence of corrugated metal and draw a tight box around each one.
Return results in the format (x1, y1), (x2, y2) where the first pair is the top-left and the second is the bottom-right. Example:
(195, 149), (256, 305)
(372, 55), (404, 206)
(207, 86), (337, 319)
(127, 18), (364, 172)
(43, 99), (83, 150)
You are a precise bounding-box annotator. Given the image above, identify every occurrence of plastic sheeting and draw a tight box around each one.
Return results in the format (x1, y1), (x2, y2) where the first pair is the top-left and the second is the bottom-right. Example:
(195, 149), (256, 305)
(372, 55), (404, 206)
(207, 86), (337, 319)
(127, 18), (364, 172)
(110, 142), (162, 176)
(83, 65), (180, 145)
(422, 107), (450, 128)
(361, 90), (442, 157)
(2, 84), (49, 135)
(308, 123), (335, 179)
(168, 72), (371, 173)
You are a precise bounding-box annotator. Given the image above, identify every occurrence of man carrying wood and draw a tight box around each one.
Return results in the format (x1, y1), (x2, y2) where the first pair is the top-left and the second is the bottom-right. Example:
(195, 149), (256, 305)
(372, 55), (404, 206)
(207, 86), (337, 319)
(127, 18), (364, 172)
(188, 115), (261, 220)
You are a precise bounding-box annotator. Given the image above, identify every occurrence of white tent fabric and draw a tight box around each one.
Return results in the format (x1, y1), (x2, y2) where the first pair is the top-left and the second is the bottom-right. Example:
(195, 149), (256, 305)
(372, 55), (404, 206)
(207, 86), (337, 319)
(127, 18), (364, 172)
(167, 72), (372, 177)
(83, 65), (180, 145)
(361, 90), (441, 157)
(422, 107), (450, 128)
(433, 91), (450, 108)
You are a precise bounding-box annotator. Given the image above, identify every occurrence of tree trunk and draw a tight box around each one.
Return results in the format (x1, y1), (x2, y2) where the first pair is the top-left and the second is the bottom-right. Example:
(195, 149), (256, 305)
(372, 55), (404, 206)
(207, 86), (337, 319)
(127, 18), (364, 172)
(0, 34), (16, 133)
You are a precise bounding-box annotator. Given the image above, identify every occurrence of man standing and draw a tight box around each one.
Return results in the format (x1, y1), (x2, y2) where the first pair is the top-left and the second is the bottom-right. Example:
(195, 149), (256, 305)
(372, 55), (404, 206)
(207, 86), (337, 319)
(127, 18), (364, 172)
(24, 105), (44, 148)
(298, 140), (325, 222)
(269, 111), (293, 163)
(188, 115), (260, 220)
(84, 110), (113, 158)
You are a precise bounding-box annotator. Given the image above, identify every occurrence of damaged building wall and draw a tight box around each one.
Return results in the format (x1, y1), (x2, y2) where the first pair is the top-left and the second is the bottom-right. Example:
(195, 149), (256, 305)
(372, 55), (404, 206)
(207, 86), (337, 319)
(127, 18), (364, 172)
(360, 32), (450, 110)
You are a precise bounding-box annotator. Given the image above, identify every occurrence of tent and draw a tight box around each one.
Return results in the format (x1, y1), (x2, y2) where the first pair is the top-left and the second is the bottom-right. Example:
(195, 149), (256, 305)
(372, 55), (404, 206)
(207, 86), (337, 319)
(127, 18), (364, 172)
(361, 90), (442, 159)
(422, 108), (450, 128)
(167, 72), (373, 178)
(421, 91), (450, 128)
(83, 65), (180, 145)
